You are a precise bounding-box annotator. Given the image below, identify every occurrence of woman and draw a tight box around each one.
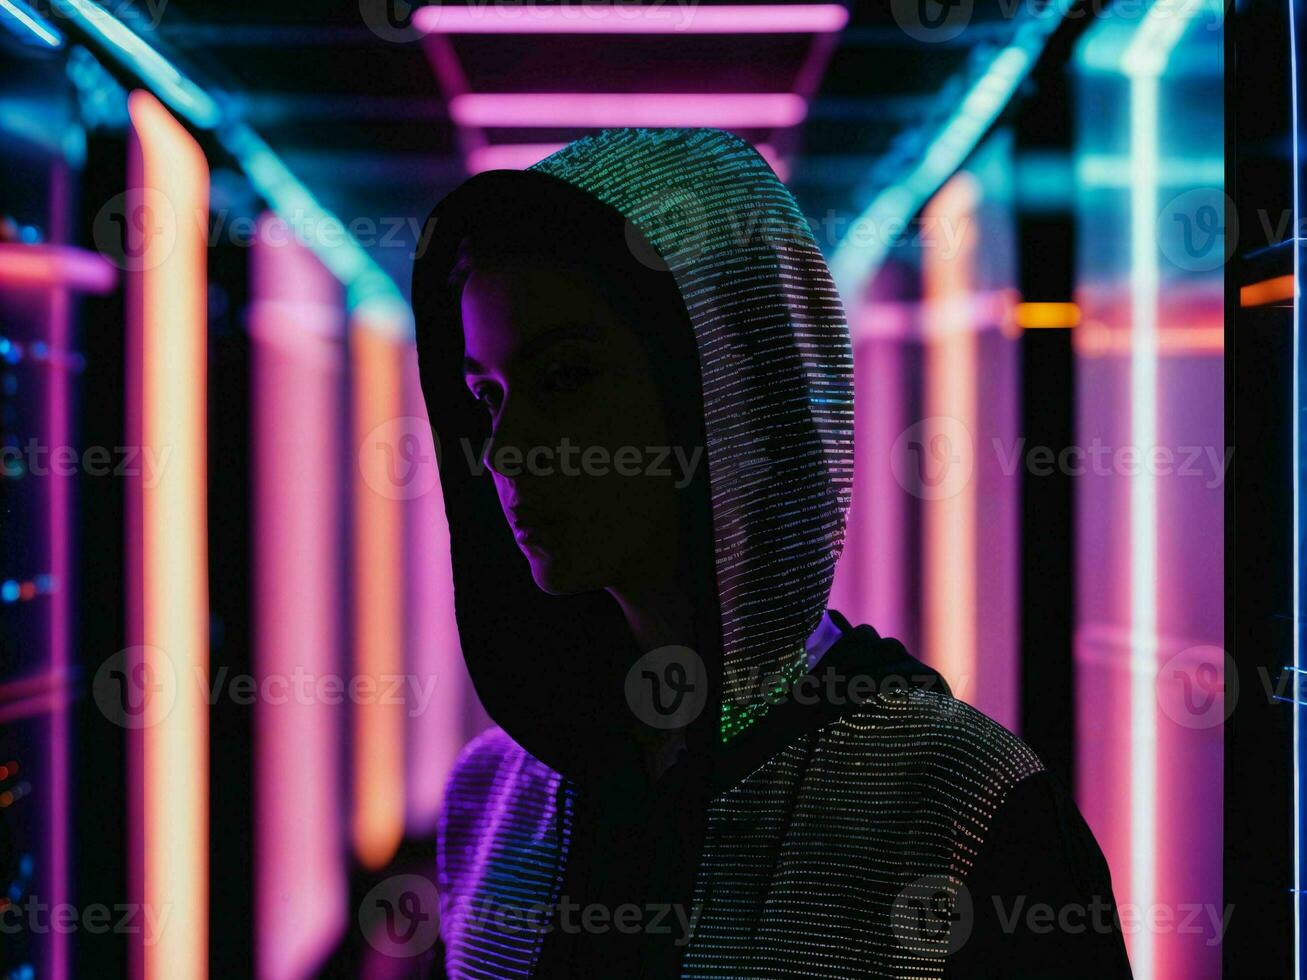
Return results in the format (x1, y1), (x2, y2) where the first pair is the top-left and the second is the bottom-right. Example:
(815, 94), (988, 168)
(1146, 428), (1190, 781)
(411, 127), (1131, 979)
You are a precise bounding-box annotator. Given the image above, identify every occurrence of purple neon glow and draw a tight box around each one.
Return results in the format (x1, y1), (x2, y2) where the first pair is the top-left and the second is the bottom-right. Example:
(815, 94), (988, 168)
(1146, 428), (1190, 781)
(829, 265), (917, 653)
(414, 3), (848, 34)
(449, 92), (808, 128)
(403, 345), (467, 836)
(250, 214), (349, 980)
(466, 140), (787, 180)
(46, 161), (71, 980)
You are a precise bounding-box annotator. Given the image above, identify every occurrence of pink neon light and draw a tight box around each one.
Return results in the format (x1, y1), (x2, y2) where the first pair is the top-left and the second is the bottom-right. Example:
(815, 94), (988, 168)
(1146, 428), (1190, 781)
(467, 140), (786, 180)
(125, 89), (210, 980)
(921, 174), (981, 708)
(402, 346), (465, 835)
(46, 160), (71, 980)
(351, 321), (407, 870)
(449, 92), (807, 128)
(250, 213), (349, 980)
(0, 243), (117, 293)
(415, 3), (848, 34)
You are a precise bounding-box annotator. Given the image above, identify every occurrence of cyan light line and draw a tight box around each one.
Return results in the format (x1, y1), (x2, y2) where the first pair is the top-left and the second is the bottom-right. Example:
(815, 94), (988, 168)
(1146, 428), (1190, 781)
(828, 0), (1074, 299)
(50, 0), (410, 331)
(50, 0), (220, 128)
(0, 0), (62, 47)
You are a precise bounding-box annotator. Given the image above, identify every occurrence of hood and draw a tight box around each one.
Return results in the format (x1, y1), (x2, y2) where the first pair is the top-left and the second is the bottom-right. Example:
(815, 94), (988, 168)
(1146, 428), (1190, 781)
(412, 127), (854, 784)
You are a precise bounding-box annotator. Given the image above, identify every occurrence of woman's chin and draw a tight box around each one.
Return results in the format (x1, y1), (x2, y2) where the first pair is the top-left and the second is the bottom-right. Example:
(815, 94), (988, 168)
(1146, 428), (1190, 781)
(524, 552), (603, 597)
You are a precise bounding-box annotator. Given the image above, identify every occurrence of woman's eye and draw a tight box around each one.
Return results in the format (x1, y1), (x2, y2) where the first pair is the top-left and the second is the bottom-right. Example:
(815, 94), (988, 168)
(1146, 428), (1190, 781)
(543, 362), (593, 393)
(471, 385), (501, 414)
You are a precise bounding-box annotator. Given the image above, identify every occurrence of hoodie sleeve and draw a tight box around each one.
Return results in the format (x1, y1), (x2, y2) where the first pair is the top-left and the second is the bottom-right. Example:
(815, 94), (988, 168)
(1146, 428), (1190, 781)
(944, 770), (1134, 979)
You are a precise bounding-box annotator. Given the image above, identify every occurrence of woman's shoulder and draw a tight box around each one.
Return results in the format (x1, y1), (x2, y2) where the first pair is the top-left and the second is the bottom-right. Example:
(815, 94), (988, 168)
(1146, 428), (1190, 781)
(811, 683), (1048, 805)
(441, 725), (563, 814)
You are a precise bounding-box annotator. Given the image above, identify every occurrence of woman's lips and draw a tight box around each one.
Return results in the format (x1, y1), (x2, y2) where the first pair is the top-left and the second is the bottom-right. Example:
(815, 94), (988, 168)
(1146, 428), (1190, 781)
(508, 513), (564, 545)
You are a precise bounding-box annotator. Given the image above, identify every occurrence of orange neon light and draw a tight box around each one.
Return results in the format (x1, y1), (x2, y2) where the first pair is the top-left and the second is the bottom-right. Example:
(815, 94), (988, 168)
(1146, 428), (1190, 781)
(351, 320), (407, 869)
(1074, 322), (1224, 357)
(921, 173), (979, 701)
(127, 89), (209, 980)
(1014, 301), (1081, 330)
(1239, 274), (1294, 307)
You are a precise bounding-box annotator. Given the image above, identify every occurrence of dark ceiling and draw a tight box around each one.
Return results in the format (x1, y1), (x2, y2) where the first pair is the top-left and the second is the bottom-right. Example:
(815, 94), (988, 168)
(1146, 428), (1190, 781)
(25, 0), (1043, 292)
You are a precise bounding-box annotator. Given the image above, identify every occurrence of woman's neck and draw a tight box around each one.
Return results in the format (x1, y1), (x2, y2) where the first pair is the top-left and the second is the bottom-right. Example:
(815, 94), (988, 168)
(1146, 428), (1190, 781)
(605, 582), (702, 784)
(606, 583), (697, 654)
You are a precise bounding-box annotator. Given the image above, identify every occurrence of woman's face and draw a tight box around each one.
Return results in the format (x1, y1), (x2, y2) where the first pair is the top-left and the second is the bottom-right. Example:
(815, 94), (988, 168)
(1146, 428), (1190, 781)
(460, 257), (686, 596)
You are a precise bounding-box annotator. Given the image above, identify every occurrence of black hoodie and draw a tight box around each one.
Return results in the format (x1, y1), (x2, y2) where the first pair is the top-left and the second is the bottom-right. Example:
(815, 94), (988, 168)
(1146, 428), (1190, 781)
(411, 127), (1132, 979)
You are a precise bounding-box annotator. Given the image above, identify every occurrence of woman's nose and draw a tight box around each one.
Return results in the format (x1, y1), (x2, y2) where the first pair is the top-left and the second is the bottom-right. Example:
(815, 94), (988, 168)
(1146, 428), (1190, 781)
(482, 397), (532, 479)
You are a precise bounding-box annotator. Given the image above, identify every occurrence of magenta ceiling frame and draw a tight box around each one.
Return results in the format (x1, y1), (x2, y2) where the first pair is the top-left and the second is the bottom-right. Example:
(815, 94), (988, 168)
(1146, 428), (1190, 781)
(449, 91), (808, 128)
(414, 3), (848, 34)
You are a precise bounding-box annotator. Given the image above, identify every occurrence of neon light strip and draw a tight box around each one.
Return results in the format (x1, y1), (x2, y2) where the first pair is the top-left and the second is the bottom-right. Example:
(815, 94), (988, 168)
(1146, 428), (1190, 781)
(1014, 301), (1081, 329)
(449, 92), (807, 128)
(0, 0), (61, 46)
(1293, 0), (1303, 971)
(250, 214), (349, 979)
(1116, 5), (1211, 974)
(466, 140), (786, 180)
(48, 0), (410, 328)
(922, 173), (980, 708)
(351, 321), (407, 870)
(1074, 324), (1224, 357)
(126, 89), (209, 980)
(0, 244), (118, 293)
(50, 0), (220, 128)
(402, 347), (463, 836)
(1241, 274), (1296, 306)
(415, 3), (848, 34)
(828, 0), (1073, 298)
(219, 127), (408, 324)
(1125, 67), (1159, 980)
(47, 162), (71, 980)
